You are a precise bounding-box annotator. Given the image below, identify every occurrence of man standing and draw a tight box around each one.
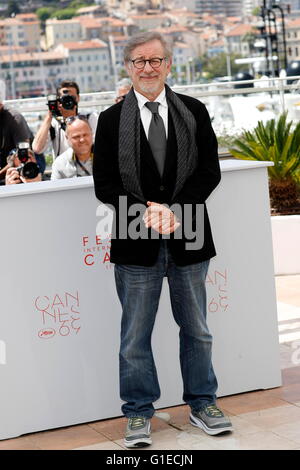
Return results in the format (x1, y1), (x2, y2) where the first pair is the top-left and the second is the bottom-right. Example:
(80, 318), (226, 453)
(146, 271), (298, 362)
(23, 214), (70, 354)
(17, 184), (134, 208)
(32, 80), (98, 159)
(93, 32), (232, 448)
(0, 93), (32, 183)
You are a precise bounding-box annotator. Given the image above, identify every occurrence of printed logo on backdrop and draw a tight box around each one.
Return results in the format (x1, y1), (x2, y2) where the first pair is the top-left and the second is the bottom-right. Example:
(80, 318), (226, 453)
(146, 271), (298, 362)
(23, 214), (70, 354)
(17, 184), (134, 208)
(82, 234), (112, 269)
(79, 202), (113, 270)
(35, 291), (81, 340)
(206, 269), (228, 313)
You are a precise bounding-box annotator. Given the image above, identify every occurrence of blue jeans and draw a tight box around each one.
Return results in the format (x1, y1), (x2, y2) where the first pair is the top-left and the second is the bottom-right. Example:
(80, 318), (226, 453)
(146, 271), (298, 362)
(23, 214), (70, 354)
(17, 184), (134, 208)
(114, 241), (218, 418)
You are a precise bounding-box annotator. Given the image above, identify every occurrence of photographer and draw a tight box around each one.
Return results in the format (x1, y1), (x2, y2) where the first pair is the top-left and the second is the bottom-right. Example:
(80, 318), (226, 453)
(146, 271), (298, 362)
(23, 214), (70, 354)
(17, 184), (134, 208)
(32, 80), (98, 159)
(5, 143), (42, 185)
(0, 92), (33, 183)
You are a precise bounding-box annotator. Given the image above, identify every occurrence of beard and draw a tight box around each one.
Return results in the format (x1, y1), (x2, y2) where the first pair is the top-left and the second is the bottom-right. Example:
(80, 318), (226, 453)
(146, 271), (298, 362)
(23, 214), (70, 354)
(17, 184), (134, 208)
(138, 76), (162, 95)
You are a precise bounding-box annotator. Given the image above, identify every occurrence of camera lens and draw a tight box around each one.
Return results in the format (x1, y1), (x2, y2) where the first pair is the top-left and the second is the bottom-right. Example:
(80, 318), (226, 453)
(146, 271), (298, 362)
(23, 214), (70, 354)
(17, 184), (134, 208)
(21, 162), (40, 179)
(61, 94), (76, 110)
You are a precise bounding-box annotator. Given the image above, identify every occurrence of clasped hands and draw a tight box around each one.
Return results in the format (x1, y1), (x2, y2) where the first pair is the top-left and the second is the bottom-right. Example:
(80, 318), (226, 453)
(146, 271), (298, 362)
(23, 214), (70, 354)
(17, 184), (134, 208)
(143, 201), (180, 235)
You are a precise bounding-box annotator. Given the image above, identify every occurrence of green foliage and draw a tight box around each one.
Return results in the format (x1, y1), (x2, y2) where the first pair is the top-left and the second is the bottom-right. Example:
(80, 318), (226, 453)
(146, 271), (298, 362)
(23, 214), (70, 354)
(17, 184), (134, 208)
(36, 7), (56, 23)
(201, 53), (247, 79)
(252, 6), (261, 16)
(217, 133), (240, 151)
(35, 1), (96, 23)
(229, 112), (300, 182)
(43, 0), (94, 3)
(242, 31), (257, 52)
(69, 0), (92, 8)
(119, 68), (129, 79)
(45, 154), (54, 169)
(50, 8), (77, 20)
(6, 0), (20, 17)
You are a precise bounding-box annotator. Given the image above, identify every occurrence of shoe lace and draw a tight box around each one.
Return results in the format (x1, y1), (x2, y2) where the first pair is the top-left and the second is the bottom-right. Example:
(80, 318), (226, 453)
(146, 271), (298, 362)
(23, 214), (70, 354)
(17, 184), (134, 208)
(206, 405), (223, 417)
(129, 417), (146, 429)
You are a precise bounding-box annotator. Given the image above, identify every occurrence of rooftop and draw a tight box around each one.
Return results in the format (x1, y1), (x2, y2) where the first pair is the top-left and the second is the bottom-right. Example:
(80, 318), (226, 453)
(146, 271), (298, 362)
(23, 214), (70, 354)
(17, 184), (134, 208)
(167, 9), (199, 17)
(0, 51), (66, 63)
(287, 17), (300, 28)
(129, 14), (167, 20)
(46, 18), (80, 24)
(0, 18), (39, 26)
(225, 24), (255, 37)
(59, 40), (108, 50)
(173, 41), (190, 49)
(76, 5), (105, 14)
(154, 25), (188, 33)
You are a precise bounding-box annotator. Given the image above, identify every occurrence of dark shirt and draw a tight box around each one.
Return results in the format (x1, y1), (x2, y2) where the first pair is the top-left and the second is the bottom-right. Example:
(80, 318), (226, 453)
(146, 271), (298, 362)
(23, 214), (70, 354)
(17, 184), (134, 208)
(0, 106), (33, 169)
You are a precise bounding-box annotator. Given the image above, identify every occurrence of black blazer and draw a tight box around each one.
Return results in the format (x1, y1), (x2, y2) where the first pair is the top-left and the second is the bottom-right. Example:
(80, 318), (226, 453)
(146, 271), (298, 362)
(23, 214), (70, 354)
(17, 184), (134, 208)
(93, 92), (221, 266)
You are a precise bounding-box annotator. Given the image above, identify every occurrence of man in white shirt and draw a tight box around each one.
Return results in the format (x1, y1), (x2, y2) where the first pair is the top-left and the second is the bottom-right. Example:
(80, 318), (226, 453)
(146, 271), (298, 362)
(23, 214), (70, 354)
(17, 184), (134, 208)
(51, 116), (93, 180)
(93, 31), (232, 449)
(32, 80), (98, 159)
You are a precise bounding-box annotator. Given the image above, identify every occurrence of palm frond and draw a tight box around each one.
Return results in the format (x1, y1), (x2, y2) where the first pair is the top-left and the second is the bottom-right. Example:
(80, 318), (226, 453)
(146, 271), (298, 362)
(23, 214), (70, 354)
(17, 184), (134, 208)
(229, 112), (300, 182)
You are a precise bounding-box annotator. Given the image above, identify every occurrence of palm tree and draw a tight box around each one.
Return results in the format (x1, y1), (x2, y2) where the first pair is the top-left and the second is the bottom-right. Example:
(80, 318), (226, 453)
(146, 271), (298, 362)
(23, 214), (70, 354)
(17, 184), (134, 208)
(230, 112), (300, 213)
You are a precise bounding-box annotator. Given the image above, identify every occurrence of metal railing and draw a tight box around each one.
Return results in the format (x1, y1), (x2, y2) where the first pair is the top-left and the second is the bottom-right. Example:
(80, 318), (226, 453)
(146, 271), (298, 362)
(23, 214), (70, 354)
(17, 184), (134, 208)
(4, 75), (300, 109)
(3, 75), (300, 154)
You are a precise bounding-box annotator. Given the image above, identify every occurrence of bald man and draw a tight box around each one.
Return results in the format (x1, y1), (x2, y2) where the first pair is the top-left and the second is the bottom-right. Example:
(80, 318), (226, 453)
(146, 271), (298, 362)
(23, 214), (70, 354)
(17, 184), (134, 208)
(51, 116), (93, 180)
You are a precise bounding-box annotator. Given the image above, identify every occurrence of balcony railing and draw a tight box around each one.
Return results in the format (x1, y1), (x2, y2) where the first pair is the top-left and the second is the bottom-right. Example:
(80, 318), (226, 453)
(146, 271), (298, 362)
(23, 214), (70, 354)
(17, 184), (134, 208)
(3, 75), (300, 155)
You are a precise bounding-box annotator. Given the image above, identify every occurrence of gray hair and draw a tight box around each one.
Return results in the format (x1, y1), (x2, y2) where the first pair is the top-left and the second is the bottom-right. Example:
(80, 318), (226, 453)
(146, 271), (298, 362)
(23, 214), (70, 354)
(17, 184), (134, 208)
(123, 32), (172, 63)
(116, 78), (132, 90)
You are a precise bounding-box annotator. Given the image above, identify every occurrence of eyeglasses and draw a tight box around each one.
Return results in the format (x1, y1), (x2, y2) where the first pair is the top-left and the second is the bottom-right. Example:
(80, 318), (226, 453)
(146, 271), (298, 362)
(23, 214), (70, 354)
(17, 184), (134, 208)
(131, 57), (167, 70)
(65, 114), (88, 125)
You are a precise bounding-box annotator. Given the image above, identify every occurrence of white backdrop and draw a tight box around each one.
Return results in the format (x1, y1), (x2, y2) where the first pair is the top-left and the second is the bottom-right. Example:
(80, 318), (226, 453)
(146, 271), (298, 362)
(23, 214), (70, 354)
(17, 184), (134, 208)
(0, 160), (281, 439)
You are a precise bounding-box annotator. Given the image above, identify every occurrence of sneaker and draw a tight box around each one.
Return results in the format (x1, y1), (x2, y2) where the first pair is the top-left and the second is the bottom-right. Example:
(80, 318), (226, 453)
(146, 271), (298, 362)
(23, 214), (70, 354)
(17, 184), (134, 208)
(190, 404), (233, 436)
(124, 417), (152, 448)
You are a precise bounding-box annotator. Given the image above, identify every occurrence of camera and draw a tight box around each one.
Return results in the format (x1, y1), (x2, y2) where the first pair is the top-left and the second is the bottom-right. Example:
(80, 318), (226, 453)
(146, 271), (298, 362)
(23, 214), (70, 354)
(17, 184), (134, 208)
(47, 92), (77, 117)
(16, 142), (40, 180)
(47, 94), (61, 117)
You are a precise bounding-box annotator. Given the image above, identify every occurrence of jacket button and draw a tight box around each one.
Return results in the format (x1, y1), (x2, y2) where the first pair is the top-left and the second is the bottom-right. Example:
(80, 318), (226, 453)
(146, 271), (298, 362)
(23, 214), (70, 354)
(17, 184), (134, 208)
(159, 185), (165, 191)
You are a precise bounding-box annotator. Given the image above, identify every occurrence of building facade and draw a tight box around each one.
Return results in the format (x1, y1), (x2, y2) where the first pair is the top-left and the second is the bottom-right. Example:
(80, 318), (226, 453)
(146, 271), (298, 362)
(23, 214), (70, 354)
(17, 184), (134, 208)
(191, 0), (243, 17)
(224, 23), (255, 55)
(45, 19), (82, 49)
(0, 13), (41, 51)
(0, 50), (68, 98)
(55, 39), (113, 92)
(286, 18), (300, 60)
